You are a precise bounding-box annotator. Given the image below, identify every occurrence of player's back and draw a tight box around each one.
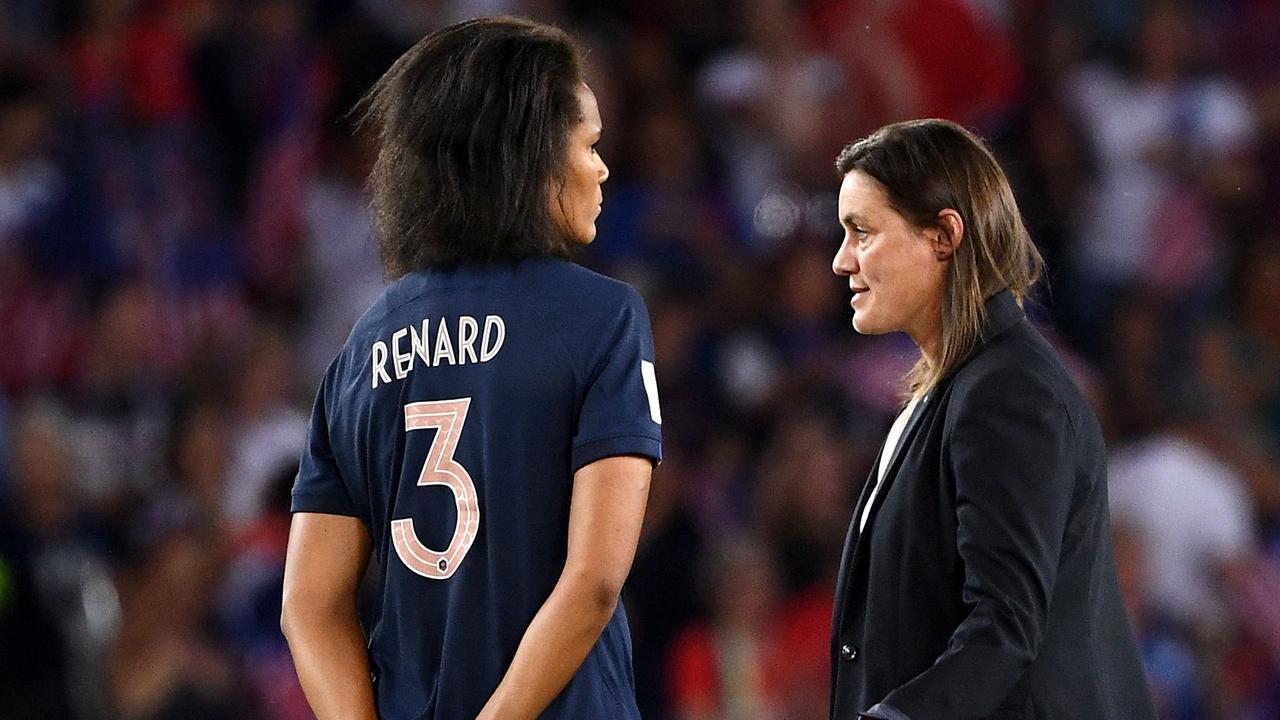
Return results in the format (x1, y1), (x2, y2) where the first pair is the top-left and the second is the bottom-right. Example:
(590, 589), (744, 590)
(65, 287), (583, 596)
(292, 257), (661, 719)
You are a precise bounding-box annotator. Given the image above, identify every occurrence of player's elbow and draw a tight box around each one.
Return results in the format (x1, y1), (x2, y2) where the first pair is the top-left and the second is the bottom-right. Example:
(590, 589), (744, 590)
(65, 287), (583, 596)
(280, 602), (296, 642)
(563, 569), (623, 618)
(279, 590), (330, 642)
(588, 579), (622, 617)
(280, 593), (304, 641)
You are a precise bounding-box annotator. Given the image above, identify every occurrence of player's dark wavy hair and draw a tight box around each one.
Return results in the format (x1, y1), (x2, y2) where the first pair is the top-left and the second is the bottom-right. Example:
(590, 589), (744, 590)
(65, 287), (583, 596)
(357, 16), (585, 278)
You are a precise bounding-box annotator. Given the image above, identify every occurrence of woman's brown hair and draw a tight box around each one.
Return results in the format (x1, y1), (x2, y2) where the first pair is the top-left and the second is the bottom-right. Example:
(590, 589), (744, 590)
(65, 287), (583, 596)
(836, 119), (1044, 398)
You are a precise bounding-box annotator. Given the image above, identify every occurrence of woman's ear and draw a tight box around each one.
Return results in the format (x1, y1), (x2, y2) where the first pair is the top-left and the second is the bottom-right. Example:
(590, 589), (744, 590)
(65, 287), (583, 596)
(932, 209), (964, 261)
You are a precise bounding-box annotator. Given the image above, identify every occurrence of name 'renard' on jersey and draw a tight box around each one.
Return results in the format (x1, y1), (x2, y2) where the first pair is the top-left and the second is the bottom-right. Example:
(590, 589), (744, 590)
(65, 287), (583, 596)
(371, 315), (506, 389)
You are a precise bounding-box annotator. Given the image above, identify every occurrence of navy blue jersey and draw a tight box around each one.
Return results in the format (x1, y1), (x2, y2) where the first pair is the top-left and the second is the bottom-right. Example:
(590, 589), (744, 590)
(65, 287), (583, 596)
(291, 258), (662, 720)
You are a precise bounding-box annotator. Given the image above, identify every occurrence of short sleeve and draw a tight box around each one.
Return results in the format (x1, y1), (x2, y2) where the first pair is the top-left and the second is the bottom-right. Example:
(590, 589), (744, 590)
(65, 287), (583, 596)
(291, 366), (359, 516)
(571, 288), (663, 472)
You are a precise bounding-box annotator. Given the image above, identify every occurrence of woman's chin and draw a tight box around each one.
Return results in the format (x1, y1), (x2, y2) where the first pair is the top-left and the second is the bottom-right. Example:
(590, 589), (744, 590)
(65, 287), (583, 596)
(851, 313), (878, 335)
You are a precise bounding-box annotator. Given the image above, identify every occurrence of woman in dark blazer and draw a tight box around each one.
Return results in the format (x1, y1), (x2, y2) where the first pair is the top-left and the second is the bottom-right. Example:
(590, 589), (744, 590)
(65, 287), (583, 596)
(828, 119), (1156, 720)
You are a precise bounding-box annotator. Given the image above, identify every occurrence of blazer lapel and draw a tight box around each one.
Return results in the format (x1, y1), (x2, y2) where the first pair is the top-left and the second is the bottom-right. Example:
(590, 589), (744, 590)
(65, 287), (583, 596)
(881, 397), (929, 488)
(853, 397), (930, 547)
(834, 452), (882, 623)
(830, 398), (932, 712)
(831, 398), (931, 667)
(831, 448), (883, 715)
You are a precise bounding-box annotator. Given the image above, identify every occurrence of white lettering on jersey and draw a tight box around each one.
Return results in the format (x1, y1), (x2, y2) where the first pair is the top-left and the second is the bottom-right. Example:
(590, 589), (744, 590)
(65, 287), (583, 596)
(372, 341), (393, 389)
(391, 328), (412, 379)
(457, 316), (479, 365)
(370, 314), (506, 389)
(641, 360), (662, 424)
(410, 319), (431, 368)
(433, 318), (456, 366)
(480, 315), (505, 362)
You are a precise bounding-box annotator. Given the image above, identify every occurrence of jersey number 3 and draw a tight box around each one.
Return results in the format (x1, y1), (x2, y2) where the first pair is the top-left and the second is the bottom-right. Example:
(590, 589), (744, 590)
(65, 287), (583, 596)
(391, 398), (479, 580)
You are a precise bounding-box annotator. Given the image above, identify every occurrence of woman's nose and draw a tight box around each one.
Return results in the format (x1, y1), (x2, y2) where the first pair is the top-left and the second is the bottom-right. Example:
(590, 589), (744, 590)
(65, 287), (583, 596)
(833, 237), (857, 276)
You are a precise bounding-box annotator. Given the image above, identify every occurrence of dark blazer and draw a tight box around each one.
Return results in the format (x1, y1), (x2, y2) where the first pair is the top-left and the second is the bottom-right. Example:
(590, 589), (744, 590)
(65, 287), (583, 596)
(830, 291), (1156, 720)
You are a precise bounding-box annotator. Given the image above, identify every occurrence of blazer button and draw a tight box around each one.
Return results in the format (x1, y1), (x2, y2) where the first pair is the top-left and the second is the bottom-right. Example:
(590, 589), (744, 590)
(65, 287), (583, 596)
(840, 644), (858, 661)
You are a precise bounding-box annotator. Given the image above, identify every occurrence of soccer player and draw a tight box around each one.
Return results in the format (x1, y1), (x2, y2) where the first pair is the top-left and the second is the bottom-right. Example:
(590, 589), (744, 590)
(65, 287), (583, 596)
(280, 17), (662, 720)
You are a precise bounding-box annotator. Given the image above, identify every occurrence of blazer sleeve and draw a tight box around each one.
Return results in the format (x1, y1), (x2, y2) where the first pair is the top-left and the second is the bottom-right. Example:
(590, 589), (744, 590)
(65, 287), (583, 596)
(875, 365), (1077, 720)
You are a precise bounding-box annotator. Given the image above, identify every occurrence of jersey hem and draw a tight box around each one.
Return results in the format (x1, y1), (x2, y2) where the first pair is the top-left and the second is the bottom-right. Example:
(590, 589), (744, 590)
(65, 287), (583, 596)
(572, 434), (662, 473)
(291, 492), (360, 517)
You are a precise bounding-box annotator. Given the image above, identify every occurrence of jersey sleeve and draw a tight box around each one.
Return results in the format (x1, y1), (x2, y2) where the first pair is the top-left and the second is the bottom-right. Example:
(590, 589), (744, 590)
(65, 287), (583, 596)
(291, 364), (360, 517)
(571, 286), (663, 472)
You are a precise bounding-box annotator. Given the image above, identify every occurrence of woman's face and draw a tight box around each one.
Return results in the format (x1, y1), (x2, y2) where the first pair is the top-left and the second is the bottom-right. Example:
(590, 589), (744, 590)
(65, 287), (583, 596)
(550, 84), (609, 244)
(832, 170), (947, 347)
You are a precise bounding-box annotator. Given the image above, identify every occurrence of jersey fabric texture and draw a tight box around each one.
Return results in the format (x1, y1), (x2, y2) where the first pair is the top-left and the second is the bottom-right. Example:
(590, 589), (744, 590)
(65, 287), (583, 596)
(291, 258), (663, 720)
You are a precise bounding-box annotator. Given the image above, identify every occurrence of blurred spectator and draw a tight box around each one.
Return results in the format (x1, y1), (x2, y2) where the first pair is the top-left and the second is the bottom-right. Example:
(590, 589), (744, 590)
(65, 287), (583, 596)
(697, 0), (847, 246)
(71, 281), (173, 513)
(194, 0), (319, 218)
(1189, 321), (1280, 526)
(108, 521), (251, 720)
(0, 66), (56, 244)
(1114, 522), (1209, 720)
(767, 582), (830, 720)
(595, 106), (736, 289)
(165, 400), (233, 532)
(1232, 231), (1280, 450)
(1061, 0), (1257, 330)
(1109, 401), (1256, 631)
(0, 255), (82, 398)
(628, 444), (708, 719)
(754, 401), (855, 592)
(218, 464), (311, 720)
(1099, 290), (1171, 440)
(812, 0), (1022, 133)
(668, 535), (783, 720)
(0, 400), (118, 720)
(0, 402), (79, 720)
(666, 532), (831, 720)
(296, 116), (383, 383)
(1224, 0), (1280, 229)
(222, 326), (307, 530)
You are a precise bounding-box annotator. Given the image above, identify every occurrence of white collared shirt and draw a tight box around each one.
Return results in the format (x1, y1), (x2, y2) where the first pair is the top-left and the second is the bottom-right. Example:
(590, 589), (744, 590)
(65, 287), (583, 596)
(860, 395), (924, 532)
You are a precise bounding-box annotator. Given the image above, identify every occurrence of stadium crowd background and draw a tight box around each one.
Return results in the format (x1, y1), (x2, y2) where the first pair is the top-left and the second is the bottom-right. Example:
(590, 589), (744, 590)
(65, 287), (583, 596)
(0, 0), (1278, 718)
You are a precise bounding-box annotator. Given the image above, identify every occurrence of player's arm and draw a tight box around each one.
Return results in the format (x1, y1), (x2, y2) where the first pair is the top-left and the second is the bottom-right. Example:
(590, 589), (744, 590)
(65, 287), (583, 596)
(281, 512), (378, 720)
(476, 454), (652, 720)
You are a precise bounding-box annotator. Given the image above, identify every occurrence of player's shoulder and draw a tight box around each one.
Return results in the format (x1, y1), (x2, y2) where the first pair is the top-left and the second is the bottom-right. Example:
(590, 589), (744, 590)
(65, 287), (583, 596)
(518, 259), (649, 334)
(345, 280), (401, 344)
(519, 260), (652, 371)
(327, 271), (435, 378)
(522, 258), (643, 306)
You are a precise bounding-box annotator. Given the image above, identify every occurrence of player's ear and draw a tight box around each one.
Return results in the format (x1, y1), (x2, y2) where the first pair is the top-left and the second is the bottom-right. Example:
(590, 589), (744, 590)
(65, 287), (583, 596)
(929, 209), (964, 261)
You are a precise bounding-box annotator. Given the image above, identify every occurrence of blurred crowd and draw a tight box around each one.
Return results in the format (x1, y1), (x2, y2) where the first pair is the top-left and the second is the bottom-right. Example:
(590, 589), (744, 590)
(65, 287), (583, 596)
(0, 0), (1277, 719)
